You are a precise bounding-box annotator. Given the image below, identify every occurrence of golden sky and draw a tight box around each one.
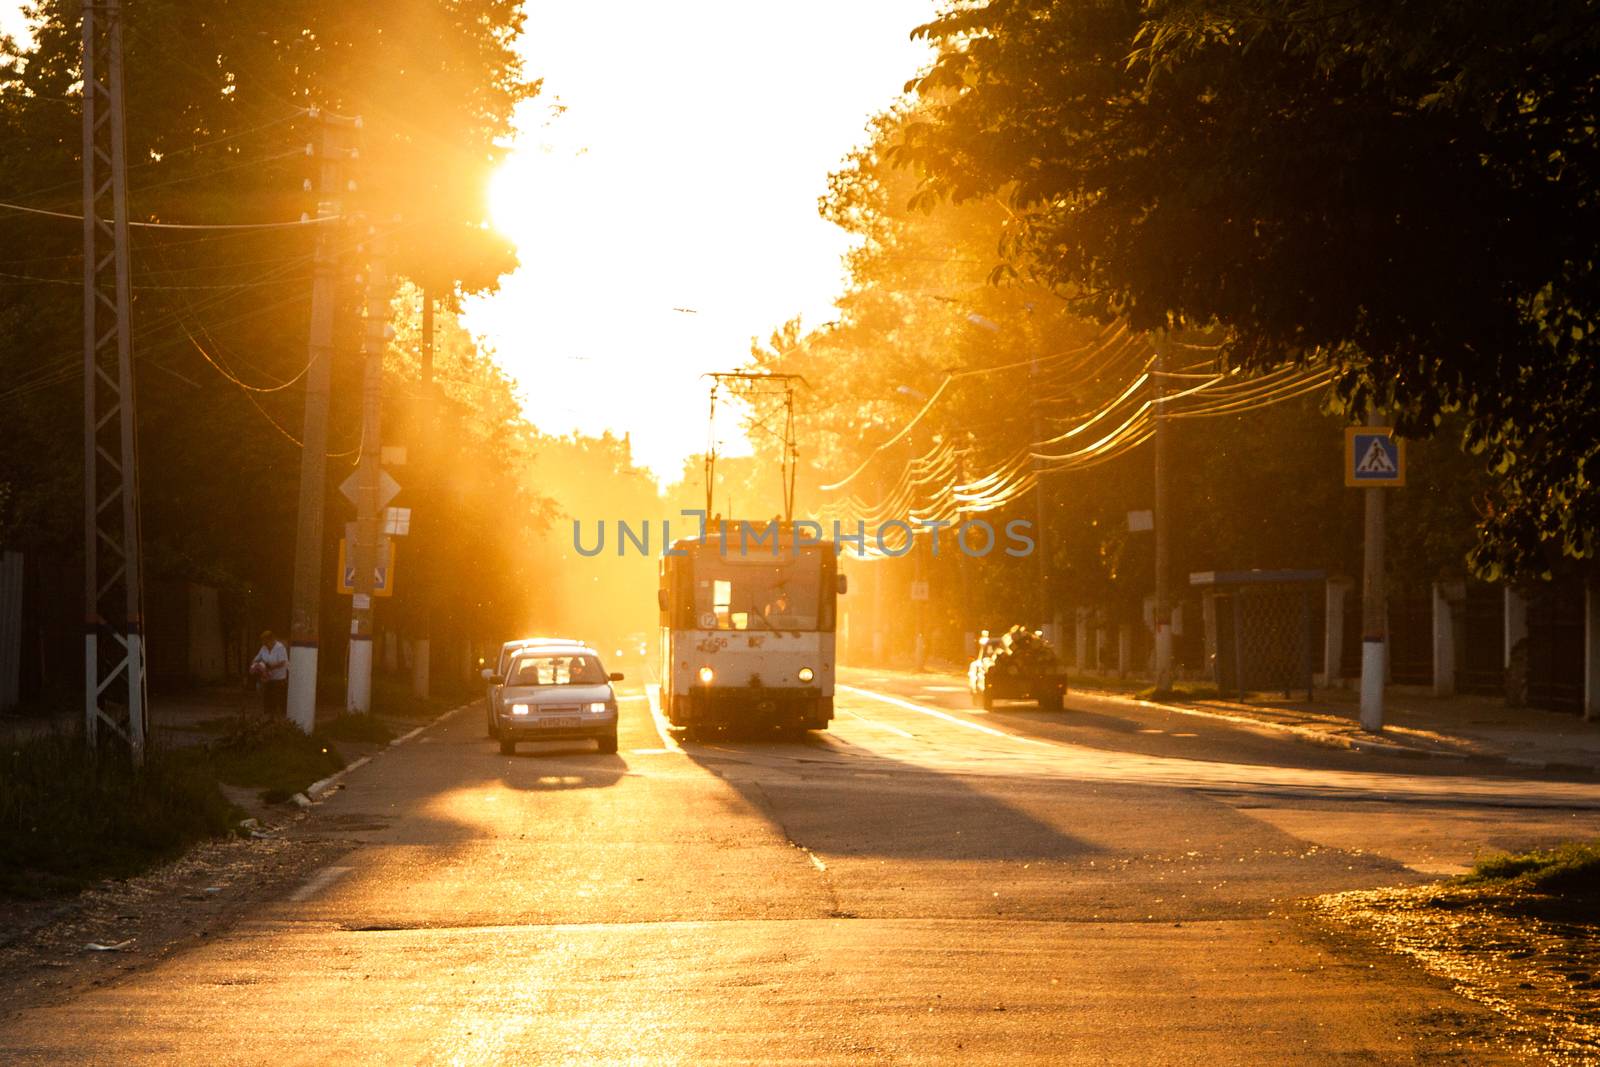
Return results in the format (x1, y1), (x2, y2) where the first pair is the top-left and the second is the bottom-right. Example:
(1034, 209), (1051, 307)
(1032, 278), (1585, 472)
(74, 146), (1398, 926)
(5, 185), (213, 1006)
(0, 0), (936, 481)
(466, 1), (936, 480)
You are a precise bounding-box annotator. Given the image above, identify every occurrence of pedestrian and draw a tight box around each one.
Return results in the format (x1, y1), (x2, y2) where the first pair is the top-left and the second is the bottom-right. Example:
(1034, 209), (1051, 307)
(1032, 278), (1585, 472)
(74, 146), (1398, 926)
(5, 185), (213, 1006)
(251, 630), (289, 717)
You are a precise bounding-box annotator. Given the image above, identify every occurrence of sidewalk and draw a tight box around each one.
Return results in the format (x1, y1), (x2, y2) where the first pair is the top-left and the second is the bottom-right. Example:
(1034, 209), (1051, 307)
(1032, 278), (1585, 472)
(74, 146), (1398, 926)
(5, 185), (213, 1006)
(1154, 687), (1600, 773)
(865, 658), (1600, 774)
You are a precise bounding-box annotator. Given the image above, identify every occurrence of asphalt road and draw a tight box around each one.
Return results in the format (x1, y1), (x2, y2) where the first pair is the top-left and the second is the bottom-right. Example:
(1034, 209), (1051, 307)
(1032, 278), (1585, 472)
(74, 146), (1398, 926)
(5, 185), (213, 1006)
(7, 666), (1600, 1064)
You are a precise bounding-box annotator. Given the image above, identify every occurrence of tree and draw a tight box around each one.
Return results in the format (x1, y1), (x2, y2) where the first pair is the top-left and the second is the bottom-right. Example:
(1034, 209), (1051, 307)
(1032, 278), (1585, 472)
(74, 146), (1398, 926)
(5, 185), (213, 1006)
(0, 2), (538, 690)
(895, 0), (1600, 577)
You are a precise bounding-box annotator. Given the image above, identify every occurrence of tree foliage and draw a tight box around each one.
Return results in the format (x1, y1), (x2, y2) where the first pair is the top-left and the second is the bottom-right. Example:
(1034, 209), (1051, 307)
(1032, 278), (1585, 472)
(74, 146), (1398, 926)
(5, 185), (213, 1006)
(895, 0), (1600, 578)
(0, 1), (544, 684)
(739, 87), (1495, 661)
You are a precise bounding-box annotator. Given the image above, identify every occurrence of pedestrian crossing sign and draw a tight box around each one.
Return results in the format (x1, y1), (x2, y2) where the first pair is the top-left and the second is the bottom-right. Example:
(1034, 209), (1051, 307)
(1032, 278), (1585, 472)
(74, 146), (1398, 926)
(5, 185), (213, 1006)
(1345, 427), (1405, 487)
(337, 537), (395, 596)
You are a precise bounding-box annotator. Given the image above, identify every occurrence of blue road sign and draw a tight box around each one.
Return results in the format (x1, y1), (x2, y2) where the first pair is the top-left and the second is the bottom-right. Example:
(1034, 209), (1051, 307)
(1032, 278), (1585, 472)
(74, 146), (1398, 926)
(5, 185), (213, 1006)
(1345, 428), (1405, 487)
(337, 538), (394, 596)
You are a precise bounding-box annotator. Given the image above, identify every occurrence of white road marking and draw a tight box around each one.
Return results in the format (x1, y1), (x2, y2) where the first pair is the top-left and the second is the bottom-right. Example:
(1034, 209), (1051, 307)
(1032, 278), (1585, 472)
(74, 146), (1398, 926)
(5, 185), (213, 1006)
(616, 694), (648, 702)
(643, 684), (682, 752)
(921, 685), (967, 693)
(289, 866), (352, 902)
(807, 851), (827, 873)
(839, 707), (917, 740)
(837, 684), (1051, 746)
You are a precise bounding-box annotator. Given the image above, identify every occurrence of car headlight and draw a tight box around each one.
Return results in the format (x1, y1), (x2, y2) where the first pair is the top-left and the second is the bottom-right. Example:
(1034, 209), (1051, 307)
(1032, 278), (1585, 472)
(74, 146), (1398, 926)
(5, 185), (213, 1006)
(698, 666), (715, 684)
(797, 667), (815, 683)
(587, 701), (608, 714)
(511, 703), (530, 716)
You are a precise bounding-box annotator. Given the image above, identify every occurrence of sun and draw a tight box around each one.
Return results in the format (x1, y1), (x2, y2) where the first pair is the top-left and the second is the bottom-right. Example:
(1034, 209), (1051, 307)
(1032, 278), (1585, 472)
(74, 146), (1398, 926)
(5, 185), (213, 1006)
(488, 150), (540, 242)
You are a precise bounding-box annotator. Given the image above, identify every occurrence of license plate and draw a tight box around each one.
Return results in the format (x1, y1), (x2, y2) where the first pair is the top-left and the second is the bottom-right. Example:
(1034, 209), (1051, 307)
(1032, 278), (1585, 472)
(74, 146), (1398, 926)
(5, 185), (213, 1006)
(538, 716), (583, 729)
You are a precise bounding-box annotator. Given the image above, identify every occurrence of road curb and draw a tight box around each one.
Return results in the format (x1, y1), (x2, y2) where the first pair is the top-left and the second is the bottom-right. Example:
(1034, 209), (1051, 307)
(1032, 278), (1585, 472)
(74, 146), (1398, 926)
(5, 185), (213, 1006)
(306, 700), (474, 799)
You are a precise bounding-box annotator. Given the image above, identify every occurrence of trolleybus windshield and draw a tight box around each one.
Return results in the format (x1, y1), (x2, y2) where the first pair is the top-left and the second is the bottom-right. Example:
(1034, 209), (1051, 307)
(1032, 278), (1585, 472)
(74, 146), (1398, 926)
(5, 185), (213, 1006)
(693, 551), (822, 631)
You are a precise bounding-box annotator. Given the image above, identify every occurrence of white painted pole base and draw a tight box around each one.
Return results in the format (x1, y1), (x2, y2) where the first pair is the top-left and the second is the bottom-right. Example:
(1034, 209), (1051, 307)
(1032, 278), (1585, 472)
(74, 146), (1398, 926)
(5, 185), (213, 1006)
(1359, 639), (1385, 732)
(411, 638), (430, 699)
(347, 638), (372, 714)
(1154, 624), (1173, 692)
(288, 646), (319, 733)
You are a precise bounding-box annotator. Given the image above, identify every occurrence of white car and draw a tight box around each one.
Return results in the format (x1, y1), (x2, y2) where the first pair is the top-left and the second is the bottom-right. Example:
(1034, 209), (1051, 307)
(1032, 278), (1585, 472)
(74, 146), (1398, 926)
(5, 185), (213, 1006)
(490, 644), (623, 755)
(482, 637), (579, 738)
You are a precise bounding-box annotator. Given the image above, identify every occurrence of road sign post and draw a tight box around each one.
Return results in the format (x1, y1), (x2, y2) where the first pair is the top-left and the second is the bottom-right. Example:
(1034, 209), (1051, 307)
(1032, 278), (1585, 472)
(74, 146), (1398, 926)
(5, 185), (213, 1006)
(1348, 420), (1404, 731)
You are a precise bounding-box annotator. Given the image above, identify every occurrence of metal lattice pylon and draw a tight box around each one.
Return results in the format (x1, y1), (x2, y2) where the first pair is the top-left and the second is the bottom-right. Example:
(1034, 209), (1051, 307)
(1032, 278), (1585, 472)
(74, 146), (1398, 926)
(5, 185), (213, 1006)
(82, 0), (147, 763)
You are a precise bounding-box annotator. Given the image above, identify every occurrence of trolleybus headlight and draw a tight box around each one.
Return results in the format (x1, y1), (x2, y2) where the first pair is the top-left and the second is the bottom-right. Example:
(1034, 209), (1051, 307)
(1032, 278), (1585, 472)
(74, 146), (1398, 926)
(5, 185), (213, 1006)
(698, 666), (715, 685)
(586, 701), (608, 714)
(511, 703), (530, 716)
(797, 667), (815, 683)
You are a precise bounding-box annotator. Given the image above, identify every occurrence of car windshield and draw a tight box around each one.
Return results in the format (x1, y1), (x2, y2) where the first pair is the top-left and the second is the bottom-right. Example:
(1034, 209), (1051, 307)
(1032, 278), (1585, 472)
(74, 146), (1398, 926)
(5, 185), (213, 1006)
(499, 642), (551, 675)
(507, 653), (605, 687)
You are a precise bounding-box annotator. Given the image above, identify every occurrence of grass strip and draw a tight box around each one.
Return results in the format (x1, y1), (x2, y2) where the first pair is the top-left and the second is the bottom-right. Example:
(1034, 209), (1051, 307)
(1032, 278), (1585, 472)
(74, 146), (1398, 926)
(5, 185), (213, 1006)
(207, 717), (344, 804)
(1463, 840), (1600, 901)
(318, 713), (396, 744)
(0, 733), (237, 899)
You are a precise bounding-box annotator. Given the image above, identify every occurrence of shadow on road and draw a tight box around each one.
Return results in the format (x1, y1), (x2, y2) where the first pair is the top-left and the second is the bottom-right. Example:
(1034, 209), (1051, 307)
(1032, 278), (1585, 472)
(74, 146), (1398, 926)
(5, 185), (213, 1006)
(679, 731), (1106, 863)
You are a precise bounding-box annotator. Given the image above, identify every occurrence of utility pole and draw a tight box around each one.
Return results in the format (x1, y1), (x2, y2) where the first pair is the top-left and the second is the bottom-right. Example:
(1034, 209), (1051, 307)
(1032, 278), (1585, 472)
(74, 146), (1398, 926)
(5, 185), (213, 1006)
(286, 108), (357, 732)
(346, 235), (389, 714)
(1029, 353), (1050, 641)
(411, 288), (434, 699)
(954, 445), (974, 661)
(1152, 331), (1173, 694)
(1359, 408), (1387, 731)
(81, 0), (146, 763)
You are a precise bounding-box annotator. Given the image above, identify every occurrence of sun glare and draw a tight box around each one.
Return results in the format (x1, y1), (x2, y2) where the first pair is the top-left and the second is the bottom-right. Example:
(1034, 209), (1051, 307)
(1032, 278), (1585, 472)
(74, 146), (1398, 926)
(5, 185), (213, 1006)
(461, 1), (938, 480)
(488, 149), (556, 244)
(487, 157), (527, 240)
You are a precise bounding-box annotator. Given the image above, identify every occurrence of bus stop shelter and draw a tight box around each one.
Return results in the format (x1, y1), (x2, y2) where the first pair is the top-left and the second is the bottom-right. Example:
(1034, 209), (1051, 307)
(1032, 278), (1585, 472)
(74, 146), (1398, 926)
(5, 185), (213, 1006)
(1191, 569), (1324, 702)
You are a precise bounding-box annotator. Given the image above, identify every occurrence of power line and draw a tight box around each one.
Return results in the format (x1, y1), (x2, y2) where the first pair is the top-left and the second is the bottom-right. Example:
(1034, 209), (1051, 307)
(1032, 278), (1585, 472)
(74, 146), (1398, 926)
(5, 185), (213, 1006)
(0, 199), (340, 229)
(819, 322), (1130, 492)
(812, 331), (1334, 542)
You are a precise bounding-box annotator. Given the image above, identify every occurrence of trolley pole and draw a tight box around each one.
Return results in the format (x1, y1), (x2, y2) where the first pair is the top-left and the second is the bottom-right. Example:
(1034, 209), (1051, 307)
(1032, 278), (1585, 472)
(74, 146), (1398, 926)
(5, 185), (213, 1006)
(286, 109), (356, 732)
(1359, 408), (1388, 731)
(346, 236), (389, 714)
(1152, 331), (1173, 694)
